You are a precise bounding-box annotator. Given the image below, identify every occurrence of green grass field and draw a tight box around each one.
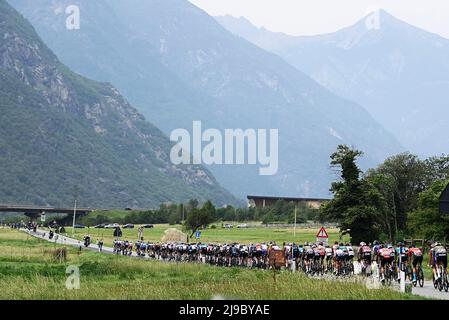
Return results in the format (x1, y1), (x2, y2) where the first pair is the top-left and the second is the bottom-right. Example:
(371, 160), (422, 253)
(0, 228), (423, 300)
(60, 224), (350, 246)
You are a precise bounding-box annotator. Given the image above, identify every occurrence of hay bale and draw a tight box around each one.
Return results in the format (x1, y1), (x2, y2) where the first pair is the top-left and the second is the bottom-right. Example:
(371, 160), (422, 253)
(161, 228), (187, 243)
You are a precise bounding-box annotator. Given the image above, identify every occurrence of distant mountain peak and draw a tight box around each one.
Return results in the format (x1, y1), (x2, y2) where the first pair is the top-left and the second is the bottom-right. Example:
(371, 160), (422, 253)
(216, 4), (449, 157)
(349, 8), (429, 37)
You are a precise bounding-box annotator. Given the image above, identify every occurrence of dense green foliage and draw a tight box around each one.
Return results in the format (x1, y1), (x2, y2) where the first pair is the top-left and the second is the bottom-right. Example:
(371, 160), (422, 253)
(74, 197), (318, 227)
(407, 180), (449, 241)
(323, 145), (449, 243)
(322, 146), (383, 243)
(183, 200), (216, 237)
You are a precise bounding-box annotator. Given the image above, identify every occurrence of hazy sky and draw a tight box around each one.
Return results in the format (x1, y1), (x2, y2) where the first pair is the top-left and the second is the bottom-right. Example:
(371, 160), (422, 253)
(189, 0), (449, 38)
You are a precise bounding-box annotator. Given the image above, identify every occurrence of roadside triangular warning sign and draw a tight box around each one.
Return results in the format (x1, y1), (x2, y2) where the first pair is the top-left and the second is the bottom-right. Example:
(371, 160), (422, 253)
(316, 227), (328, 238)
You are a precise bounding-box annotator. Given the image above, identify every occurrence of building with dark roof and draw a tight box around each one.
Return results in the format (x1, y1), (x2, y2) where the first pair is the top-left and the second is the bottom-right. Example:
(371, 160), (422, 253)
(247, 195), (330, 210)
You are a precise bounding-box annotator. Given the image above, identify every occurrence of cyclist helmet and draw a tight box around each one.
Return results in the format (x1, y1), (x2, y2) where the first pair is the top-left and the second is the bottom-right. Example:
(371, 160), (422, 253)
(360, 242), (366, 247)
(434, 242), (441, 247)
(387, 244), (393, 249)
(373, 240), (379, 245)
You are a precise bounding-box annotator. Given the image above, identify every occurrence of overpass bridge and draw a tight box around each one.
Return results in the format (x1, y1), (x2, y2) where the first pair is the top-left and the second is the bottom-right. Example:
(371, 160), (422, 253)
(0, 204), (92, 220)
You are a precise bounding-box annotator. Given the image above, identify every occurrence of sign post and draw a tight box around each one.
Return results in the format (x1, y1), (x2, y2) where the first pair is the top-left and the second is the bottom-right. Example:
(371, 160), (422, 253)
(293, 205), (297, 241)
(316, 226), (329, 245)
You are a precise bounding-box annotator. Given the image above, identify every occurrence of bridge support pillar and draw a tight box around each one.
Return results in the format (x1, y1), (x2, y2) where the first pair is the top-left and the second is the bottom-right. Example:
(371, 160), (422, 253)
(24, 212), (40, 221)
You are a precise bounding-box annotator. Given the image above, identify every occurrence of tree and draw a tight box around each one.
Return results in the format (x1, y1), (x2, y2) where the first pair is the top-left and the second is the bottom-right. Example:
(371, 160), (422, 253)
(201, 200), (216, 221)
(424, 155), (449, 185)
(407, 180), (449, 241)
(330, 145), (363, 185)
(365, 171), (398, 241)
(374, 153), (427, 230)
(183, 200), (216, 238)
(322, 145), (382, 243)
(186, 199), (199, 211)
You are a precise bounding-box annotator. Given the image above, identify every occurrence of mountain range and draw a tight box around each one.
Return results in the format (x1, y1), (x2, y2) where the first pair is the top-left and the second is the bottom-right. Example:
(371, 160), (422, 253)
(7, 0), (405, 199)
(217, 10), (449, 156)
(0, 0), (238, 208)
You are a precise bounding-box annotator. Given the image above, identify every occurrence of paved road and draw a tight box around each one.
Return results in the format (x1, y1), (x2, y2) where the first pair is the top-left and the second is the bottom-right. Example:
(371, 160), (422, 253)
(24, 228), (135, 257)
(412, 282), (449, 300)
(22, 229), (449, 300)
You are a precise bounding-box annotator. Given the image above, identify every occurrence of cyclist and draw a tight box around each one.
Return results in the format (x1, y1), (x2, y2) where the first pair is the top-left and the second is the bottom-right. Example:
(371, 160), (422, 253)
(358, 242), (372, 275)
(408, 244), (423, 284)
(283, 242), (292, 268)
(139, 241), (147, 257)
(395, 242), (409, 281)
(430, 242), (447, 282)
(372, 240), (381, 264)
(98, 238), (104, 252)
(304, 242), (314, 273)
(387, 244), (396, 263)
(334, 243), (347, 275)
(127, 240), (133, 256)
(311, 244), (321, 273)
(332, 241), (340, 271)
(261, 242), (268, 258)
(325, 244), (333, 272)
(346, 243), (355, 265)
(317, 242), (326, 269)
(378, 244), (394, 282)
(297, 243), (305, 269)
(291, 242), (299, 269)
(84, 234), (91, 248)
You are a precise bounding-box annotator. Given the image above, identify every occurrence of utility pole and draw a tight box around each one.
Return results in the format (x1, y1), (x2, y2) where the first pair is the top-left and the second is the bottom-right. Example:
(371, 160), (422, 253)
(72, 199), (77, 235)
(294, 205), (297, 241)
(72, 184), (80, 236)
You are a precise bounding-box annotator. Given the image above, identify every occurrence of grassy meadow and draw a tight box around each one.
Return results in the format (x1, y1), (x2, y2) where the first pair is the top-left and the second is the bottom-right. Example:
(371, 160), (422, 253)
(58, 224), (350, 246)
(0, 227), (422, 300)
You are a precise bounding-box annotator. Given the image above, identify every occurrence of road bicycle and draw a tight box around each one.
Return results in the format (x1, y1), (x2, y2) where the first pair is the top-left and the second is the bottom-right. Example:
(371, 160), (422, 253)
(408, 263), (424, 287)
(360, 258), (372, 276)
(433, 263), (449, 292)
(380, 261), (395, 286)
